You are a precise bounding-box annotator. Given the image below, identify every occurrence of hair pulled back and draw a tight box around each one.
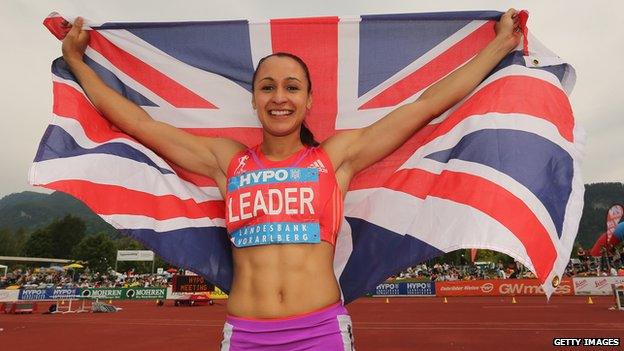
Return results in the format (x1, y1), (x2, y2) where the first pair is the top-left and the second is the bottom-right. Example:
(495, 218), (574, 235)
(251, 52), (319, 147)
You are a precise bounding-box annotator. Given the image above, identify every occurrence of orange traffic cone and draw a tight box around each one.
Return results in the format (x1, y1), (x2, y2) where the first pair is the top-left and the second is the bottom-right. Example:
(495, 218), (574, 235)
(443, 297), (448, 303)
(587, 296), (594, 305)
(512, 297), (517, 304)
(385, 298), (389, 304)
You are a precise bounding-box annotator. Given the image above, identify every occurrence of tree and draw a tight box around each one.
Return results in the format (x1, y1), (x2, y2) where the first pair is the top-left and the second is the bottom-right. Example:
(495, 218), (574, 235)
(0, 228), (14, 255)
(22, 228), (55, 258)
(0, 227), (29, 256)
(72, 233), (116, 273)
(48, 215), (87, 258)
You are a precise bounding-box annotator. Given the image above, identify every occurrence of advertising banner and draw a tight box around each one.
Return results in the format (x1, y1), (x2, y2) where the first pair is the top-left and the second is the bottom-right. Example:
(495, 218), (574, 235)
(0, 289), (20, 302)
(80, 288), (125, 300)
(165, 286), (228, 300)
(172, 275), (214, 292)
(436, 279), (575, 297)
(573, 277), (624, 295)
(80, 287), (166, 300)
(373, 282), (435, 296)
(126, 287), (166, 300)
(116, 250), (155, 261)
(18, 288), (80, 301)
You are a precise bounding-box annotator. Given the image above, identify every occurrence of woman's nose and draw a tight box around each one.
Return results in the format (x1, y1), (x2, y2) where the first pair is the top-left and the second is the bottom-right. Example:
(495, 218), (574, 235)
(272, 87), (288, 103)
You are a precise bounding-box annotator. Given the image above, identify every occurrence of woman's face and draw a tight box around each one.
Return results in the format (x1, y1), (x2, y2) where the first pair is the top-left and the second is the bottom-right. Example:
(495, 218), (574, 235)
(252, 56), (312, 138)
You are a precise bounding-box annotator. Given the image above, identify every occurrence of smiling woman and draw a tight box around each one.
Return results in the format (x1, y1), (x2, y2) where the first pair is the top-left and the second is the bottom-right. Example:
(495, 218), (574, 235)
(57, 10), (522, 350)
(251, 52), (318, 147)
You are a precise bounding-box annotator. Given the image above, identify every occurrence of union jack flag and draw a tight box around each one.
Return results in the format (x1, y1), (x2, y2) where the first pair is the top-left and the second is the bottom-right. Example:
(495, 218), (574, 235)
(31, 10), (584, 302)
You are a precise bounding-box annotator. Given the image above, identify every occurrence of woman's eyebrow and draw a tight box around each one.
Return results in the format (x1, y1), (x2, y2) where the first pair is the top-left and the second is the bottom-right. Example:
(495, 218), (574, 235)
(258, 77), (302, 82)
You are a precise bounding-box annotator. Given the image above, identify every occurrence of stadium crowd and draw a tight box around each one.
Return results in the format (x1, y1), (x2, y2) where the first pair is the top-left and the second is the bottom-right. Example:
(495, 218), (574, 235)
(0, 267), (169, 289)
(390, 245), (624, 282)
(2, 245), (624, 289)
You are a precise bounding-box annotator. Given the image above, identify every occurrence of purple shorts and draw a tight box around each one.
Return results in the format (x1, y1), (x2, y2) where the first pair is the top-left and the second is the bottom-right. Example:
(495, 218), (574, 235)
(220, 302), (355, 350)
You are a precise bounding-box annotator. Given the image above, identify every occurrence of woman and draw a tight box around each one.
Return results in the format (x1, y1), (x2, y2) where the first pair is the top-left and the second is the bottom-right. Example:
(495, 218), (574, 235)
(61, 9), (521, 350)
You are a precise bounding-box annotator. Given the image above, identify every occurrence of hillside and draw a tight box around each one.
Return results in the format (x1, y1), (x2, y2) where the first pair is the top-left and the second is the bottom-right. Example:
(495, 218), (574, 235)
(0, 191), (118, 237)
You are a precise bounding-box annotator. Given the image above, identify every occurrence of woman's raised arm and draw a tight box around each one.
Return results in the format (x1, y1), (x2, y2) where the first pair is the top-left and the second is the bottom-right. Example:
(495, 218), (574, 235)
(62, 17), (244, 180)
(323, 9), (522, 187)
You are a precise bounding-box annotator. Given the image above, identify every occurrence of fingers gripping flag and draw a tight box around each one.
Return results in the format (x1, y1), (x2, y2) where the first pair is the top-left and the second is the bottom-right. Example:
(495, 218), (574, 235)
(32, 10), (584, 302)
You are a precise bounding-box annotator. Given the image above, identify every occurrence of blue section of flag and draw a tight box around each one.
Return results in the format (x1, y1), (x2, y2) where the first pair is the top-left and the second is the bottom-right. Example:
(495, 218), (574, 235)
(52, 58), (157, 107)
(340, 217), (444, 304)
(123, 20), (255, 91)
(34, 125), (173, 175)
(425, 129), (573, 237)
(128, 226), (233, 293)
(358, 15), (470, 97)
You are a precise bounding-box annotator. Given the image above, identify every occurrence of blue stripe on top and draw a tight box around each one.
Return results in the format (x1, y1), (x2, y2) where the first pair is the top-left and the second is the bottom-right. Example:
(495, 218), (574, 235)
(227, 167), (319, 192)
(425, 129), (573, 237)
(358, 16), (470, 97)
(52, 57), (157, 107)
(111, 20), (256, 92)
(34, 125), (173, 175)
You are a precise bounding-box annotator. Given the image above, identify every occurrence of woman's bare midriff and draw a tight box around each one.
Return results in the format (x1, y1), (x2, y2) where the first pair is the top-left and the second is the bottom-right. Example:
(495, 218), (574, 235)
(226, 241), (341, 318)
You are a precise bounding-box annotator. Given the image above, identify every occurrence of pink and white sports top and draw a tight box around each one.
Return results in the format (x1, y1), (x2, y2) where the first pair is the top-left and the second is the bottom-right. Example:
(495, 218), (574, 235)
(225, 145), (343, 248)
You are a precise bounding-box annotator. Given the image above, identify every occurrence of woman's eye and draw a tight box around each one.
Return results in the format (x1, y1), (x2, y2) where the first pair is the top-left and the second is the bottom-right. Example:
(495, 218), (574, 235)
(261, 85), (274, 91)
(287, 86), (300, 91)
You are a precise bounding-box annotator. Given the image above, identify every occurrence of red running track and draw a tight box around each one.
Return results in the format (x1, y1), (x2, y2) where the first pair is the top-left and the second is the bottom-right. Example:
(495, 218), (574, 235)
(1, 296), (623, 351)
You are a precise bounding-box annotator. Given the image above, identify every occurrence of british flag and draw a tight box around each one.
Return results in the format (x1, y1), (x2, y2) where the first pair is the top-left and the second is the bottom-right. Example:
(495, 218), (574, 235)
(31, 10), (584, 302)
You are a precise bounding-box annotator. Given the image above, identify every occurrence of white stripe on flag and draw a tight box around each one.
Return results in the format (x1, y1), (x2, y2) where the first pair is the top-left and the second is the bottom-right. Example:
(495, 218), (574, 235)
(48, 114), (175, 173)
(99, 214), (225, 232)
(31, 155), (220, 203)
(403, 112), (581, 166)
(97, 29), (253, 111)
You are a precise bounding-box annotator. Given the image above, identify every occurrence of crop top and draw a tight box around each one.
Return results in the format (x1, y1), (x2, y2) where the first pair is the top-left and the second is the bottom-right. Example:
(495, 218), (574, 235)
(225, 145), (343, 248)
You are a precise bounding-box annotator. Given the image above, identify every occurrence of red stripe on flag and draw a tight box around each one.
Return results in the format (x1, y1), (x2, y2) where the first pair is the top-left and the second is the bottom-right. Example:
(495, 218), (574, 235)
(422, 75), (575, 142)
(53, 82), (265, 188)
(43, 15), (69, 40)
(350, 73), (576, 191)
(53, 82), (135, 143)
(88, 31), (217, 109)
(385, 168), (557, 281)
(270, 17), (339, 142)
(44, 180), (225, 220)
(53, 82), (263, 147)
(349, 124), (437, 190)
(360, 21), (496, 109)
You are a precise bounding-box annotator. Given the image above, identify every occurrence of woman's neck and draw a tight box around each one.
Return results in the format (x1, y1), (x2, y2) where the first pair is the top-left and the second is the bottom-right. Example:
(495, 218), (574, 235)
(261, 132), (305, 161)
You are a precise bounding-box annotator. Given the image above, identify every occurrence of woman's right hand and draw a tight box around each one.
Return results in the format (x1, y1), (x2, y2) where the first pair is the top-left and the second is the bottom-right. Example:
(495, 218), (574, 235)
(62, 17), (90, 65)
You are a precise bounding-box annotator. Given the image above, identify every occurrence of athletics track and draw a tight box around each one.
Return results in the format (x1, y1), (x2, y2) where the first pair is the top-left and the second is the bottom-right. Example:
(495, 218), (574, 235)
(1, 296), (622, 350)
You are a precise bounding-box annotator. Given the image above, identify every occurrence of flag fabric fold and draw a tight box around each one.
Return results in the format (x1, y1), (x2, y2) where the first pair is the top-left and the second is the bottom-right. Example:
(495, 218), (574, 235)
(31, 10), (584, 302)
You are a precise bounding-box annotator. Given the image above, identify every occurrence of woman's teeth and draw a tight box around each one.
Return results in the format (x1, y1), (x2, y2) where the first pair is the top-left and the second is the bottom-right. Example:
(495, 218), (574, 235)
(270, 110), (292, 116)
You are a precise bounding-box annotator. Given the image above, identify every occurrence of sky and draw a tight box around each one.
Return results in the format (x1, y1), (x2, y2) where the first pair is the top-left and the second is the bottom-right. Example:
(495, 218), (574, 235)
(1, 0), (622, 197)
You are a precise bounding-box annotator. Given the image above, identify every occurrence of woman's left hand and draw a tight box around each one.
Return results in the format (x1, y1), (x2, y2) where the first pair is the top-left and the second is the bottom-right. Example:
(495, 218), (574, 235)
(495, 8), (522, 52)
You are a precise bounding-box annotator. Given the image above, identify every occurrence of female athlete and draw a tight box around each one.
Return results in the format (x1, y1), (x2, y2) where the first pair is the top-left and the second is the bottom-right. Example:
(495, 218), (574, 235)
(61, 9), (521, 350)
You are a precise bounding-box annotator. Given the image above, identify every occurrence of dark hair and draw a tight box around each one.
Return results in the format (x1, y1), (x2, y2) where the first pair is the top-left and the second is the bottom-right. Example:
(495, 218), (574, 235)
(251, 52), (319, 147)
